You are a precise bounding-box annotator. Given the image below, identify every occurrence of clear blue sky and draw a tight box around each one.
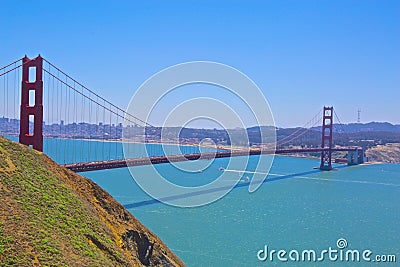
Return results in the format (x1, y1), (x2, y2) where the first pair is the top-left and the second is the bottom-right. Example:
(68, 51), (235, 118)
(1, 0), (399, 127)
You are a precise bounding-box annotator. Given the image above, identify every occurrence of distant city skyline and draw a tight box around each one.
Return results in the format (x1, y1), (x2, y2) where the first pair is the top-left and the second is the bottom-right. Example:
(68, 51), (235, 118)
(1, 115), (399, 130)
(1, 1), (399, 127)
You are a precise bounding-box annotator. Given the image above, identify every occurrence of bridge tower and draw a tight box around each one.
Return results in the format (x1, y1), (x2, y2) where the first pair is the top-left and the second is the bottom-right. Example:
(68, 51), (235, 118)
(19, 55), (43, 151)
(320, 106), (333, 170)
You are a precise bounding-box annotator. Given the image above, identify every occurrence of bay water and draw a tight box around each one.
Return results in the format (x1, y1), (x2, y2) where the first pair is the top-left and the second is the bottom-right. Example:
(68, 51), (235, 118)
(86, 158), (400, 266)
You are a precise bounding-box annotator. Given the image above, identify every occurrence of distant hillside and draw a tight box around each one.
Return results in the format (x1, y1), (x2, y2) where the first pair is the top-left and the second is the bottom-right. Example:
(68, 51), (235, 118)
(311, 122), (400, 133)
(153, 123), (400, 146)
(0, 137), (185, 266)
(366, 143), (400, 164)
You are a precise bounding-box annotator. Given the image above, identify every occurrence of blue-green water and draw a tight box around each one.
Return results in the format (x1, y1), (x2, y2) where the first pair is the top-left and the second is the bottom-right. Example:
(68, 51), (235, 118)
(84, 156), (399, 266)
(6, 137), (400, 266)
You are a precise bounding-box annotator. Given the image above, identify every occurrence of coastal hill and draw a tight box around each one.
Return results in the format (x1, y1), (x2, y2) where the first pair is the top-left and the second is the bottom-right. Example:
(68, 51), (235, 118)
(0, 136), (185, 266)
(366, 143), (400, 164)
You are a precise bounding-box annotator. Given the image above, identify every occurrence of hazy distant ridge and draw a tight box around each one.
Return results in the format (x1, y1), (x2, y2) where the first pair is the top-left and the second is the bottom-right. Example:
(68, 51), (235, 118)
(311, 122), (400, 133)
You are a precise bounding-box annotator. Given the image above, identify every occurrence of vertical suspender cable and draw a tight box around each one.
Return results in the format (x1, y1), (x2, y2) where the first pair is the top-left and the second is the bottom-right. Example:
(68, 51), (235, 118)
(13, 63), (16, 133)
(60, 73), (64, 164)
(64, 75), (69, 163)
(101, 100), (106, 160)
(17, 65), (21, 136)
(73, 81), (77, 164)
(115, 110), (118, 159)
(95, 96), (99, 161)
(109, 103), (112, 160)
(5, 68), (8, 133)
(47, 63), (52, 156)
(80, 85), (84, 162)
(88, 92), (92, 161)
(55, 69), (59, 161)
(2, 67), (5, 134)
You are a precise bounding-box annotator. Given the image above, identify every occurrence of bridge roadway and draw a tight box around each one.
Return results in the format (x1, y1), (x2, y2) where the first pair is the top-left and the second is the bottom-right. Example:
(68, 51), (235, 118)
(64, 147), (360, 172)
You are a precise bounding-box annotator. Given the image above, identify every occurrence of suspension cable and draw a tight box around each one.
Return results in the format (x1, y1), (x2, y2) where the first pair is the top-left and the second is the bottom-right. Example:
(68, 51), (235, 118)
(0, 58), (23, 71)
(276, 109), (322, 146)
(277, 108), (322, 144)
(277, 117), (322, 147)
(42, 68), (145, 127)
(334, 110), (351, 143)
(43, 58), (153, 127)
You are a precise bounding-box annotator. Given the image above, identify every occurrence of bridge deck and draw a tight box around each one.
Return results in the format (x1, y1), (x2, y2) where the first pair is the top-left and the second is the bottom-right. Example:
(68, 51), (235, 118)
(64, 147), (360, 172)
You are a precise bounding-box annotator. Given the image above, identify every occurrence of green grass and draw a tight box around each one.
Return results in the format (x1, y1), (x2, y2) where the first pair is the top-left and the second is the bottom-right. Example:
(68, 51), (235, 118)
(0, 136), (184, 267)
(0, 137), (129, 266)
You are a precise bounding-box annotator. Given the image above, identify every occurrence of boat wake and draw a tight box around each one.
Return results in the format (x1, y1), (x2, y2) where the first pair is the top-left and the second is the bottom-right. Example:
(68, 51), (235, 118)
(221, 169), (400, 187)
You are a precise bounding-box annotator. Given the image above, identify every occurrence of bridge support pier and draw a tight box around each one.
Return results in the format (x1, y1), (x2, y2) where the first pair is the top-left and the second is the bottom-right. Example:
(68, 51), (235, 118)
(320, 106), (333, 170)
(19, 55), (43, 151)
(347, 149), (365, 166)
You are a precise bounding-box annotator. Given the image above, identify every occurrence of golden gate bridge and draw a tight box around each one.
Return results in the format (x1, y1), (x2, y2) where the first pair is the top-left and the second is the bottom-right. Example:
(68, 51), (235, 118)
(0, 55), (365, 172)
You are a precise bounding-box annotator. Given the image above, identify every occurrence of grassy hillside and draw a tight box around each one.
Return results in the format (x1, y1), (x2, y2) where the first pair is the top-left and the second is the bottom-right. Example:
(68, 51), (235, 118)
(0, 136), (185, 266)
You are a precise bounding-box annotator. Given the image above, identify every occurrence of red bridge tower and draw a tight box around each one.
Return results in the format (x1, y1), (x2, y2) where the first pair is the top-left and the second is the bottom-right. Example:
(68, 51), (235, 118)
(320, 106), (333, 170)
(19, 55), (43, 151)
